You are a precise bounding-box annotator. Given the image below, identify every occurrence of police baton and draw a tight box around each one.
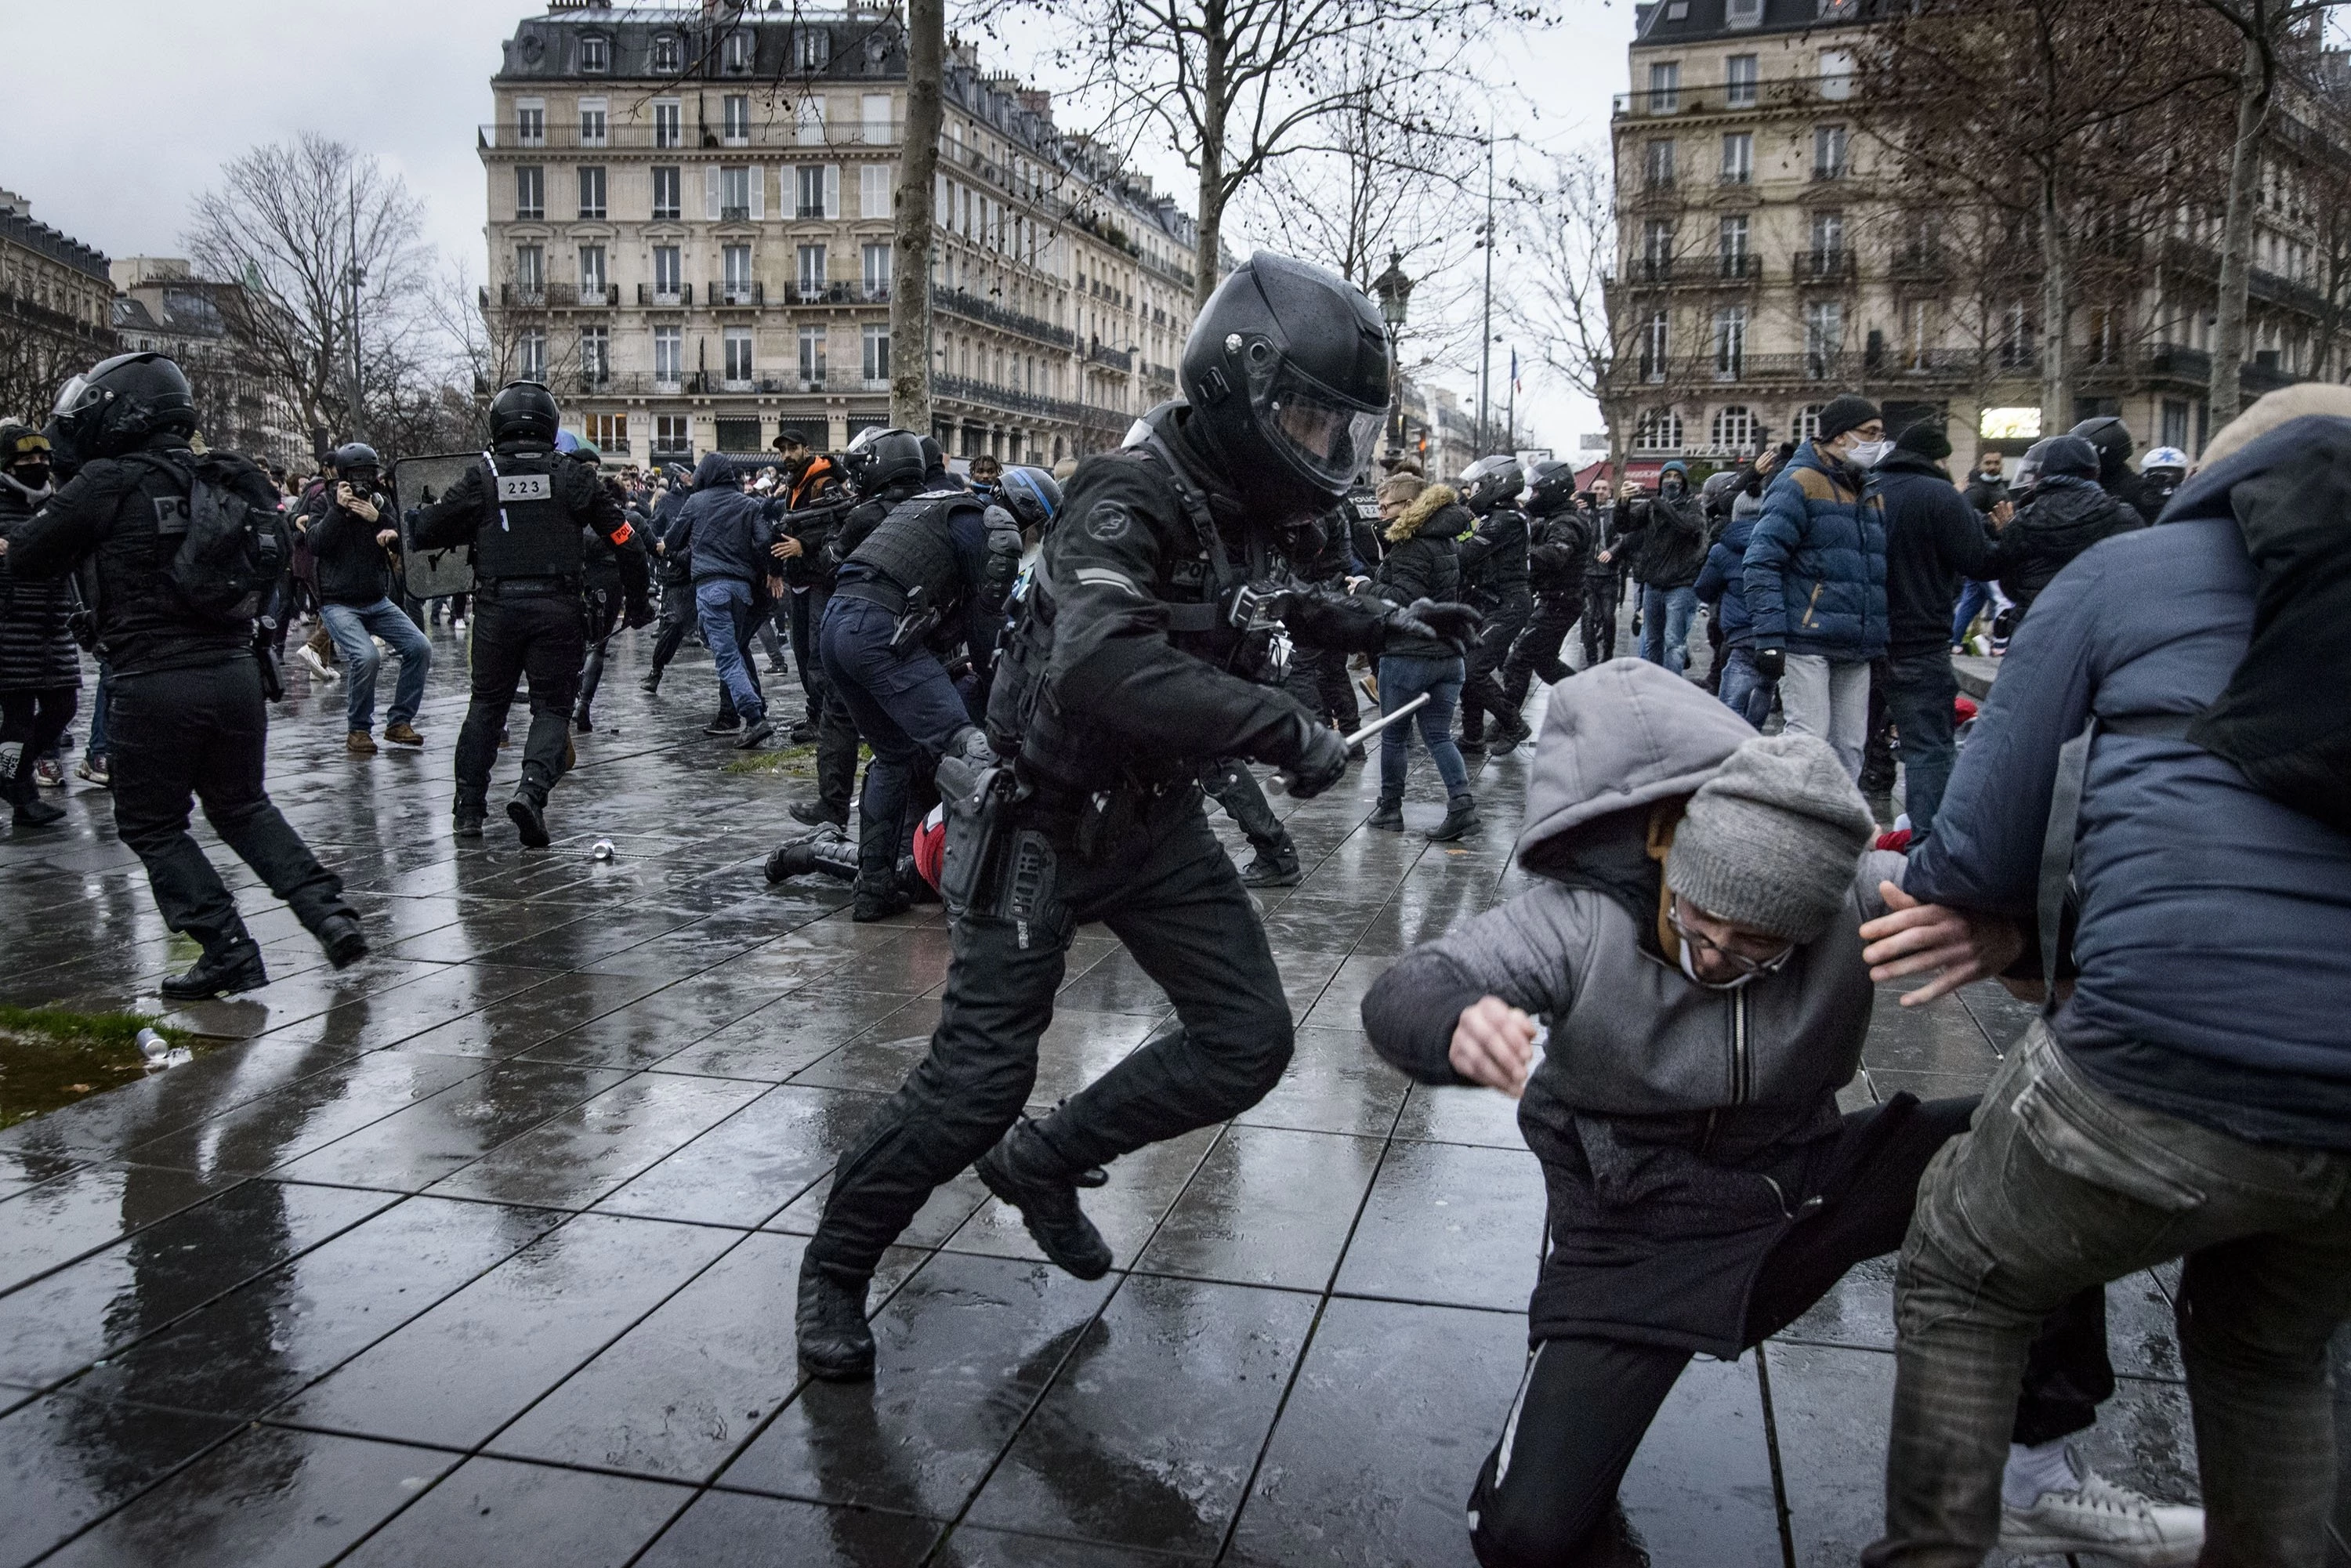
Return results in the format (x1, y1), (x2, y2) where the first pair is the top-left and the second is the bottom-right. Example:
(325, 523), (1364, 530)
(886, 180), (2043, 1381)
(1268, 693), (1432, 793)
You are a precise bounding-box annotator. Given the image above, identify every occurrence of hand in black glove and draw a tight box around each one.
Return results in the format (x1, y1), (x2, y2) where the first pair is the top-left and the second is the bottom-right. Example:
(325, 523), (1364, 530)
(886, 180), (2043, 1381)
(1386, 597), (1484, 651)
(625, 599), (656, 630)
(945, 724), (998, 766)
(1753, 646), (1785, 680)
(1282, 716), (1350, 799)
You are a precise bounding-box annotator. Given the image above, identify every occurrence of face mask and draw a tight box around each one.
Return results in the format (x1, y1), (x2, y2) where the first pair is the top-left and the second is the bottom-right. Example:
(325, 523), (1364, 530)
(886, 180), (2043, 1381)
(9, 463), (50, 491)
(1847, 440), (1893, 469)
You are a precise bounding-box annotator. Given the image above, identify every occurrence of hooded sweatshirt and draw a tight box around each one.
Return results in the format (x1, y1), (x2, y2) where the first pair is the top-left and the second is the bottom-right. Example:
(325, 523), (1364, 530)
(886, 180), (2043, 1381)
(1361, 661), (1905, 1353)
(677, 452), (788, 585)
(1374, 485), (1465, 659)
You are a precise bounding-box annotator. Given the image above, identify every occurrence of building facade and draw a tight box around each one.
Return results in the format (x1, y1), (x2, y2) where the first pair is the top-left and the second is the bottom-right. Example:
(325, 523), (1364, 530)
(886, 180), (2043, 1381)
(484, 2), (1201, 466)
(111, 258), (307, 469)
(0, 189), (115, 426)
(1603, 0), (2351, 466)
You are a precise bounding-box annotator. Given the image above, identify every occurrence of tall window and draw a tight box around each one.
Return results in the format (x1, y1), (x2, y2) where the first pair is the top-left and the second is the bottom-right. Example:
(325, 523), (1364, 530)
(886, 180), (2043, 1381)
(577, 165), (607, 220)
(652, 245), (682, 299)
(654, 327), (683, 386)
(1712, 405), (1756, 451)
(2161, 398), (2190, 449)
(860, 164), (893, 219)
(797, 243), (828, 299)
(1719, 215), (1750, 276)
(578, 100), (607, 147)
(1804, 299), (1844, 376)
(1641, 219), (1675, 280)
(1639, 310), (1669, 382)
(723, 244), (753, 302)
(515, 165), (545, 220)
(2001, 301), (2033, 368)
(1819, 49), (1855, 100)
(516, 101), (545, 146)
(720, 166), (752, 220)
(1904, 299), (1933, 368)
(1809, 209), (1846, 267)
(578, 34), (608, 72)
(1713, 305), (1748, 378)
(514, 244), (545, 299)
(1796, 403), (1824, 441)
(799, 324), (828, 386)
(795, 97), (828, 146)
(577, 244), (607, 302)
(796, 165), (833, 219)
(723, 95), (751, 144)
(1813, 124), (1849, 179)
(723, 327), (754, 385)
(1646, 61), (1681, 113)
(651, 166), (681, 221)
(1645, 139), (1676, 187)
(797, 27), (831, 69)
(579, 326), (610, 384)
(653, 101), (682, 150)
(518, 328), (546, 382)
(862, 241), (892, 299)
(1720, 132), (1752, 184)
(655, 414), (690, 452)
(1725, 54), (1759, 107)
(652, 34), (682, 73)
(862, 94), (893, 143)
(862, 324), (890, 383)
(723, 29), (752, 72)
(1635, 409), (1683, 451)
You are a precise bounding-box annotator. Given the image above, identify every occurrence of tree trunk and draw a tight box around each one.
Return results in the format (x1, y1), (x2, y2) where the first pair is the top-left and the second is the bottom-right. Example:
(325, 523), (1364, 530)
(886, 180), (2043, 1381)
(2210, 34), (2269, 431)
(889, 0), (944, 435)
(1194, 11), (1230, 310)
(2038, 170), (2071, 432)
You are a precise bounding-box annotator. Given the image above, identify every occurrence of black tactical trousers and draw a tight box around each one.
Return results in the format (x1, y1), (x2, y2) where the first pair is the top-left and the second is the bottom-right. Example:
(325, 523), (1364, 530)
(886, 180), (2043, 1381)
(1499, 592), (1584, 712)
(1458, 586), (1533, 743)
(1281, 643), (1360, 731)
(573, 586), (623, 719)
(647, 576), (694, 677)
(454, 589), (585, 804)
(1580, 575), (1621, 666)
(110, 659), (350, 955)
(1198, 755), (1291, 856)
(788, 586), (829, 712)
(805, 789), (1294, 1282)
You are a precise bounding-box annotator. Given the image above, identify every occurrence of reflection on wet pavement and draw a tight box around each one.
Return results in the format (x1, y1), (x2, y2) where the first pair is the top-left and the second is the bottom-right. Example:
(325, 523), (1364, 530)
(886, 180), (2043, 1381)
(0, 623), (2279, 1566)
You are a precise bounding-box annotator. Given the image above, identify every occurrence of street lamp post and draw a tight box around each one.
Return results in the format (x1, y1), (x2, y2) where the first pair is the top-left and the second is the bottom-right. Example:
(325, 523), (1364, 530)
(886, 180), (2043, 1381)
(1371, 250), (1413, 461)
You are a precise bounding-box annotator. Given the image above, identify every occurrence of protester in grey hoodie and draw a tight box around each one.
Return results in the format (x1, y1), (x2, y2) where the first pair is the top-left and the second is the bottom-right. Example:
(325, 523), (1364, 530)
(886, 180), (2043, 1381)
(1359, 659), (2175, 1568)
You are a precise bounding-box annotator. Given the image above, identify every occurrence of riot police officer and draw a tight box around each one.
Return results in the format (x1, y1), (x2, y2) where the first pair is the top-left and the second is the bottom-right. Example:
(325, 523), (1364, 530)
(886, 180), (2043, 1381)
(563, 438), (649, 732)
(819, 429), (1024, 919)
(409, 381), (648, 846)
(7, 352), (367, 998)
(1498, 458), (1589, 714)
(1451, 454), (1534, 755)
(795, 251), (1480, 1380)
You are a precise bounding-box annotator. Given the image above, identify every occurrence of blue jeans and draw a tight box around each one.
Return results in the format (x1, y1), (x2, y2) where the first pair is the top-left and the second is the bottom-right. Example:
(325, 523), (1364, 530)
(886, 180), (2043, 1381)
(1638, 585), (1698, 675)
(1949, 579), (1992, 648)
(85, 662), (111, 762)
(321, 598), (431, 734)
(1715, 643), (1776, 729)
(695, 578), (765, 724)
(1375, 654), (1470, 800)
(820, 595), (978, 888)
(1885, 649), (1959, 838)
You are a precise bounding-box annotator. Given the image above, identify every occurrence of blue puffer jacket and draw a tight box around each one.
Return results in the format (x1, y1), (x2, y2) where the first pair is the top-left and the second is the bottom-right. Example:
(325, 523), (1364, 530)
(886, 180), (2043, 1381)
(1692, 502), (1760, 647)
(679, 452), (786, 585)
(1907, 418), (2351, 1149)
(1743, 441), (1887, 659)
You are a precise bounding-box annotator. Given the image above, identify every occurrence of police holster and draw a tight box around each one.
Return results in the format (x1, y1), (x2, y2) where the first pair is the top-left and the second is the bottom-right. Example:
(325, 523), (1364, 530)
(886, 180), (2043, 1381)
(252, 620), (285, 702)
(889, 583), (943, 656)
(935, 754), (1064, 944)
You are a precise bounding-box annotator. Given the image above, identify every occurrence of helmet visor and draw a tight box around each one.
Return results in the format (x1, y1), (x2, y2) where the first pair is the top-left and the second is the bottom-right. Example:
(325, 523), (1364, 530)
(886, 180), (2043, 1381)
(1259, 363), (1385, 493)
(51, 375), (94, 420)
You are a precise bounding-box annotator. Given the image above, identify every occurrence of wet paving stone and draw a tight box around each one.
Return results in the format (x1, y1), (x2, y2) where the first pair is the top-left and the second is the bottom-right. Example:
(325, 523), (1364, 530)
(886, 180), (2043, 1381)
(1135, 1126), (1383, 1292)
(1616, 1353), (1783, 1566)
(1332, 1140), (1547, 1313)
(424, 1072), (768, 1210)
(272, 1059), (633, 1193)
(335, 1453), (693, 1566)
(635, 1487), (944, 1566)
(0, 1162), (243, 1297)
(0, 1385), (241, 1566)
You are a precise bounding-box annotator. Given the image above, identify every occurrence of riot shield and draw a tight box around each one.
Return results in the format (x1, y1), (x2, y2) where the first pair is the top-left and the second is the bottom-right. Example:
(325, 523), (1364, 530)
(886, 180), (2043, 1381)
(393, 452), (482, 600)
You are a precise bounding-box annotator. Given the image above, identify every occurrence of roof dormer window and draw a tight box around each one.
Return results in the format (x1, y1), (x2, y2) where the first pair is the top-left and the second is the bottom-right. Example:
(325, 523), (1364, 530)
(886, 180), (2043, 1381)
(797, 27), (831, 71)
(1726, 0), (1765, 27)
(724, 30), (753, 72)
(652, 34), (682, 73)
(578, 34), (609, 73)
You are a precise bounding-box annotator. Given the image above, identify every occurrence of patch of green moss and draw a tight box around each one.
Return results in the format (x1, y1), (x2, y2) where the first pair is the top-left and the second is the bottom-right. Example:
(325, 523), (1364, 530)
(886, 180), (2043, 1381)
(0, 1008), (200, 1130)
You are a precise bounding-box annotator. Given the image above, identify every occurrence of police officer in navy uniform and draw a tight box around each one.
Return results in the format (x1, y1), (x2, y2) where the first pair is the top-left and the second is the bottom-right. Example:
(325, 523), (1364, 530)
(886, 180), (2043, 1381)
(818, 429), (1027, 919)
(795, 252), (1481, 1380)
(409, 381), (647, 846)
(7, 351), (367, 998)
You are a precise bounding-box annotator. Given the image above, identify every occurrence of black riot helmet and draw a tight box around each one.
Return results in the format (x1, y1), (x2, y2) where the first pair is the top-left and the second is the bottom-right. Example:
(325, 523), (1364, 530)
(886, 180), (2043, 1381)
(1179, 251), (1389, 509)
(330, 442), (381, 485)
(488, 380), (561, 447)
(997, 465), (1063, 532)
(2067, 415), (2135, 485)
(1525, 459), (1579, 516)
(49, 351), (197, 460)
(845, 426), (926, 496)
(1457, 454), (1526, 516)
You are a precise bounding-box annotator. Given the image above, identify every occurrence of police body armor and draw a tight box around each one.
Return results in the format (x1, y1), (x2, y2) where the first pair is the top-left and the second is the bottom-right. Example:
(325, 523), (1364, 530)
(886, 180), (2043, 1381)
(471, 451), (584, 583)
(843, 487), (979, 614)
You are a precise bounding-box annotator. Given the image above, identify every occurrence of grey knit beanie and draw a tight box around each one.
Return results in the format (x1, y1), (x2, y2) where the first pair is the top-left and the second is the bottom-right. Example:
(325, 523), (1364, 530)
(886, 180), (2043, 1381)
(1665, 733), (1876, 943)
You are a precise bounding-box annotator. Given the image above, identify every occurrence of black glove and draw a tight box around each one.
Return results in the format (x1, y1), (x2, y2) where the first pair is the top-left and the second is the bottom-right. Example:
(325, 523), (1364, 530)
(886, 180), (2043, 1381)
(1283, 716), (1350, 799)
(945, 725), (998, 766)
(1385, 597), (1484, 651)
(624, 598), (655, 630)
(1753, 646), (1785, 680)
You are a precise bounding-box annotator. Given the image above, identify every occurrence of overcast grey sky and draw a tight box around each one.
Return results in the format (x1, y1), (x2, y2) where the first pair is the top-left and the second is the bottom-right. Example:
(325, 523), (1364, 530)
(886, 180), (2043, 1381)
(2, 1), (1626, 448)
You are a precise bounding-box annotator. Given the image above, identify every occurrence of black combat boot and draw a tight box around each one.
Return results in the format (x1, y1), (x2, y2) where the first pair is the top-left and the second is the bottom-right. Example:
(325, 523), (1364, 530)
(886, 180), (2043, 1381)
(506, 774), (552, 849)
(1427, 792), (1481, 842)
(315, 913), (369, 969)
(765, 824), (857, 885)
(795, 1261), (876, 1382)
(452, 788), (487, 840)
(5, 749), (63, 828)
(1239, 843), (1302, 887)
(161, 937), (269, 1001)
(1368, 795), (1405, 831)
(976, 1120), (1114, 1280)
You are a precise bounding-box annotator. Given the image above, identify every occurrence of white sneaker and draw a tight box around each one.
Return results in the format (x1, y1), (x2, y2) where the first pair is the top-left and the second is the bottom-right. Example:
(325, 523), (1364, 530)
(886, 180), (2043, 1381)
(298, 646), (340, 683)
(2000, 1462), (2204, 1566)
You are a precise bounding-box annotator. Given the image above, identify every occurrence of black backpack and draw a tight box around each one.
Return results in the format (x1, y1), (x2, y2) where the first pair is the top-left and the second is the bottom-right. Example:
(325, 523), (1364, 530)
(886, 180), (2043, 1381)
(133, 454), (281, 624)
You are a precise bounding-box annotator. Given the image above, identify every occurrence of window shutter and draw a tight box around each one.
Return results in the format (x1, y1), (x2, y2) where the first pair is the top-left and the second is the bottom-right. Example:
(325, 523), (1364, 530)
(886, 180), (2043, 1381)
(750, 166), (766, 221)
(824, 165), (841, 219)
(936, 172), (950, 224)
(705, 166), (720, 222)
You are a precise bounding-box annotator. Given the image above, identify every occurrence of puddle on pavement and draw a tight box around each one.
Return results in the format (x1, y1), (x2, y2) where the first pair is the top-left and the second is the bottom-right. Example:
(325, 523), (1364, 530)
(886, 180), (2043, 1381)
(0, 1007), (205, 1129)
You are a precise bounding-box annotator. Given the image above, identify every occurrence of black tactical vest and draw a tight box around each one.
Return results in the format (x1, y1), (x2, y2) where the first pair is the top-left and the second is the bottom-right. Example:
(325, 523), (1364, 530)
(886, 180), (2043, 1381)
(845, 488), (977, 608)
(470, 453), (585, 581)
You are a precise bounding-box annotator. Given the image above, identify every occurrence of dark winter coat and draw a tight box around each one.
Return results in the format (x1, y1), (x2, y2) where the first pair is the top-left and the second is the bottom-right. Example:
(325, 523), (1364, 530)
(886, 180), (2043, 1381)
(679, 453), (789, 585)
(1745, 441), (1889, 661)
(1455, 502), (1531, 602)
(1873, 451), (2000, 658)
(0, 475), (82, 693)
(1991, 476), (2143, 616)
(1613, 488), (1708, 589)
(1376, 486), (1465, 661)
(1526, 507), (1592, 596)
(303, 485), (397, 607)
(1909, 425), (2351, 1149)
(1691, 508), (1760, 648)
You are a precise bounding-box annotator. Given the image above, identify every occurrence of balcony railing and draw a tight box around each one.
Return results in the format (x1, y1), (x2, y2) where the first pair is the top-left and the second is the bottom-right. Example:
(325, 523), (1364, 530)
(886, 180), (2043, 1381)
(1610, 349), (1989, 390)
(710, 281), (765, 306)
(1617, 254), (1763, 288)
(479, 120), (908, 151)
(789, 281), (887, 305)
(1791, 249), (1857, 284)
(1886, 246), (1947, 282)
(636, 283), (694, 306)
(929, 284), (1076, 348)
(1611, 79), (1857, 118)
(934, 374), (1082, 422)
(498, 283), (614, 310)
(1087, 342), (1134, 371)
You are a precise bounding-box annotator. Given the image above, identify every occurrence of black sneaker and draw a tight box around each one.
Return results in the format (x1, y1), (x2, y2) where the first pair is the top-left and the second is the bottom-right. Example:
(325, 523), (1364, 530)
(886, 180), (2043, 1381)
(787, 719), (820, 744)
(638, 671), (661, 694)
(852, 886), (911, 923)
(1239, 846), (1302, 887)
(702, 715), (744, 736)
(789, 797), (846, 829)
(976, 1122), (1114, 1280)
(734, 716), (776, 750)
(795, 1262), (875, 1382)
(161, 939), (268, 1001)
(507, 790), (551, 849)
(1455, 736), (1487, 758)
(317, 914), (369, 970)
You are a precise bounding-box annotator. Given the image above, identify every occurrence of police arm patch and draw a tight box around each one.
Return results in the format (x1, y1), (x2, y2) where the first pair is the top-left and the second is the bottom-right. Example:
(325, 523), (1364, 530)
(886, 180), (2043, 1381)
(1085, 502), (1134, 545)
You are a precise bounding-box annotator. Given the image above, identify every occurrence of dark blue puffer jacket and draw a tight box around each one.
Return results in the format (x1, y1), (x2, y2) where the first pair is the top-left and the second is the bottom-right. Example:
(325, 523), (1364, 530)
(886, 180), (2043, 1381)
(1907, 417), (2351, 1149)
(1692, 505), (1759, 646)
(1743, 441), (1887, 659)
